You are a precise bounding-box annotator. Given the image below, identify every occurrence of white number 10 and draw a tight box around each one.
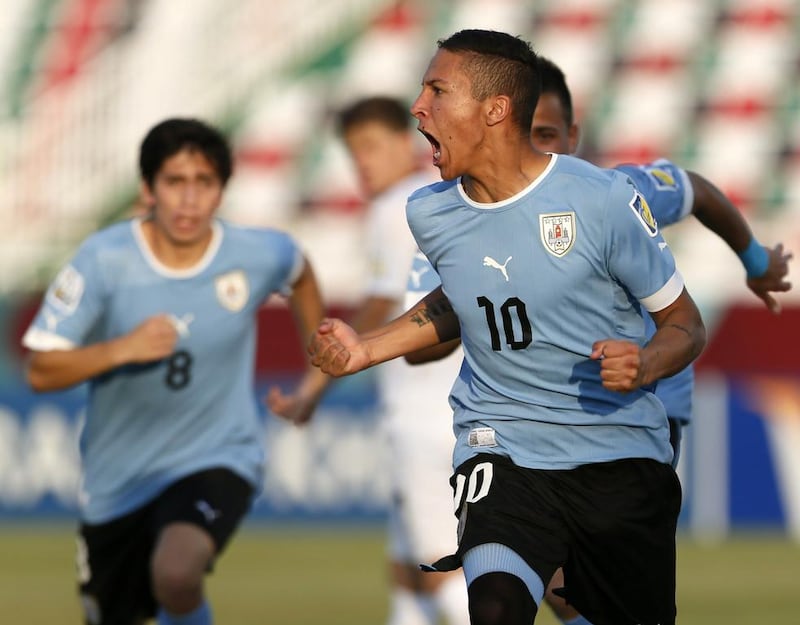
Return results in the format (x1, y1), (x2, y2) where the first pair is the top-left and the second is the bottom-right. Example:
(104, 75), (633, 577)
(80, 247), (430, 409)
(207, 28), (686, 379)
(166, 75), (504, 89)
(452, 461), (494, 511)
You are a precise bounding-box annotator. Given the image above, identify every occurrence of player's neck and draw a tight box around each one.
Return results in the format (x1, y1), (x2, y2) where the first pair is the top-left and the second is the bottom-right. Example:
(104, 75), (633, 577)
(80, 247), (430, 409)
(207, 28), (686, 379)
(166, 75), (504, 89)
(462, 151), (552, 204)
(140, 218), (214, 269)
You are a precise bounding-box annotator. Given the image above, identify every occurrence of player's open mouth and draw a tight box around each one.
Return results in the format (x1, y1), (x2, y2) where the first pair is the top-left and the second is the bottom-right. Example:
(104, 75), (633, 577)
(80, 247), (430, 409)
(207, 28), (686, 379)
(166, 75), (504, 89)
(419, 129), (441, 165)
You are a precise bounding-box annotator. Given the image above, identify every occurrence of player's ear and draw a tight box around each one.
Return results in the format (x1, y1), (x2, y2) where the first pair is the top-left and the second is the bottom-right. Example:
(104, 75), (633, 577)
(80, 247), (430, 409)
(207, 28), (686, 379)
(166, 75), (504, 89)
(568, 123), (580, 154)
(139, 180), (156, 209)
(486, 95), (511, 127)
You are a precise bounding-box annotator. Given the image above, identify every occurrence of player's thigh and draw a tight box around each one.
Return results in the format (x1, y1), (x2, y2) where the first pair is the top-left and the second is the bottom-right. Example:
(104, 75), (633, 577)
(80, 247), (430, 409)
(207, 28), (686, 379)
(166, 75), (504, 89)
(151, 467), (254, 560)
(77, 506), (157, 625)
(563, 459), (681, 625)
(151, 522), (216, 587)
(448, 454), (568, 588)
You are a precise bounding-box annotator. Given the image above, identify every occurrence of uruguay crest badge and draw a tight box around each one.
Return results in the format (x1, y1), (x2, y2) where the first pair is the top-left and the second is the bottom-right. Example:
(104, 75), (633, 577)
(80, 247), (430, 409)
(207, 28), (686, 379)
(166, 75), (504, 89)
(215, 270), (249, 312)
(540, 212), (576, 257)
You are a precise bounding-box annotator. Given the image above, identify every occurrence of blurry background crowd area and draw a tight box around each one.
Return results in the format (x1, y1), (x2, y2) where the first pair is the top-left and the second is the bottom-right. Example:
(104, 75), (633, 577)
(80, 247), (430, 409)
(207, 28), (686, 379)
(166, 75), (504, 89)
(0, 0), (798, 538)
(0, 0), (799, 305)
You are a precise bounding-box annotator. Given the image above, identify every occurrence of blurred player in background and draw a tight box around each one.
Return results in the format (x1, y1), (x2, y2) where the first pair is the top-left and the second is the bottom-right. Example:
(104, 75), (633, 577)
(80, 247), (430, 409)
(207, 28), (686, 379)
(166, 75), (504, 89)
(269, 96), (470, 625)
(21, 118), (328, 625)
(309, 29), (707, 625)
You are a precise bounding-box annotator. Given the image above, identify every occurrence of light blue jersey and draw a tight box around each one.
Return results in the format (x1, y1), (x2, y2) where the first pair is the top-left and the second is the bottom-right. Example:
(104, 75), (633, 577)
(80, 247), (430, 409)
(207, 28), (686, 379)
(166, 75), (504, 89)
(406, 154), (684, 470)
(22, 217), (303, 523)
(616, 159), (695, 423)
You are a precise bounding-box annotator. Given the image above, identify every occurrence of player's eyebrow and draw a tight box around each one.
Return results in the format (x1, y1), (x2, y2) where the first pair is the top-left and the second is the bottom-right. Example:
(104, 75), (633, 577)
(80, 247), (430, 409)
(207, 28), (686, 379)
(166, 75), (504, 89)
(423, 77), (446, 88)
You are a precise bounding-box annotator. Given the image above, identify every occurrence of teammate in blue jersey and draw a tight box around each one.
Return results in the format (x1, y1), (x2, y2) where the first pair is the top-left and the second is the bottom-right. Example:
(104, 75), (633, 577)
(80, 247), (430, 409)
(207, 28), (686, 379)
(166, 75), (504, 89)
(527, 55), (795, 625)
(533, 55), (791, 458)
(21, 118), (328, 625)
(401, 54), (794, 625)
(308, 29), (706, 625)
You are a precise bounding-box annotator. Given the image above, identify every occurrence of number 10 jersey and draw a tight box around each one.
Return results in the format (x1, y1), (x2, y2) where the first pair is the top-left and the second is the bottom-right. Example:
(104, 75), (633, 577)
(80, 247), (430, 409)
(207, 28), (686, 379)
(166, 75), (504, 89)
(406, 154), (684, 471)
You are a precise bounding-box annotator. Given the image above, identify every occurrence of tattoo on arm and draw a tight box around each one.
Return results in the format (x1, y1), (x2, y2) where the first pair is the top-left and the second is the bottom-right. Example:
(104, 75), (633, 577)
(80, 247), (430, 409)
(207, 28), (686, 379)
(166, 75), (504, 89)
(409, 296), (454, 328)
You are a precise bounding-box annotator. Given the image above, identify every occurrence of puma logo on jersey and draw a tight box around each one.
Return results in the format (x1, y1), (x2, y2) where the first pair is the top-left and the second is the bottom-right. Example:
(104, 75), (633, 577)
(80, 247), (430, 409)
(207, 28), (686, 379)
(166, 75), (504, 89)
(483, 256), (512, 281)
(169, 313), (194, 338)
(195, 500), (221, 523)
(409, 264), (431, 288)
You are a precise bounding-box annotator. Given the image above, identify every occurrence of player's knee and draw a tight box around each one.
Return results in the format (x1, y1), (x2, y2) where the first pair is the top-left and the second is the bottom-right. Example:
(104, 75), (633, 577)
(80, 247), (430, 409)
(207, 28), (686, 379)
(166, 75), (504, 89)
(151, 556), (205, 611)
(468, 571), (537, 625)
(151, 523), (213, 610)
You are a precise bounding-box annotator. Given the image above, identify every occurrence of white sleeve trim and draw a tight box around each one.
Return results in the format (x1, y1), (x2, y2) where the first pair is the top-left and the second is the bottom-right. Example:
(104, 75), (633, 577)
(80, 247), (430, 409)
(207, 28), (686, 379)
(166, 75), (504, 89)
(279, 246), (306, 297)
(640, 270), (685, 313)
(22, 327), (78, 351)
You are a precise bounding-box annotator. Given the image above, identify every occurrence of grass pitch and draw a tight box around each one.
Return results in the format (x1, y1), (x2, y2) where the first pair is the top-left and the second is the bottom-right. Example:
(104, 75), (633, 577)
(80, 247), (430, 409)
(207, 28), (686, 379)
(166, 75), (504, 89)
(2, 522), (798, 624)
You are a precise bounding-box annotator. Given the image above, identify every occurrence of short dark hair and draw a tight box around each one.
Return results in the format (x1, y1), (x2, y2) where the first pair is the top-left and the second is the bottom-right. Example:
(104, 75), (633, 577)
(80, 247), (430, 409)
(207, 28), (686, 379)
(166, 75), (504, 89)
(537, 56), (574, 127)
(437, 29), (540, 135)
(139, 118), (233, 187)
(337, 96), (411, 135)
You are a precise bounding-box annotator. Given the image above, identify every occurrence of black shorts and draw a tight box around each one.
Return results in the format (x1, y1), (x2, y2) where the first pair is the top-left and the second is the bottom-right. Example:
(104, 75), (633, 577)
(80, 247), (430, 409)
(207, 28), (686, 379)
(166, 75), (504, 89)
(77, 468), (253, 625)
(448, 453), (681, 625)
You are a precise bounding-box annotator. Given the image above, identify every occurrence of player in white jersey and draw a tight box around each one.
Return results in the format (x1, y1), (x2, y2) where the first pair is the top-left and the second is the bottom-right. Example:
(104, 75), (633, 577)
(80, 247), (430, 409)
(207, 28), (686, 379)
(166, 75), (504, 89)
(270, 96), (469, 625)
(21, 118), (328, 625)
(308, 30), (707, 625)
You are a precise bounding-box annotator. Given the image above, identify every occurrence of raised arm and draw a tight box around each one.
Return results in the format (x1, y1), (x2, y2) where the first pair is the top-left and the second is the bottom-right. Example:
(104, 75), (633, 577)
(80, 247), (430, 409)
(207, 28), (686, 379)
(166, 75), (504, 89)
(405, 337), (462, 365)
(688, 171), (792, 313)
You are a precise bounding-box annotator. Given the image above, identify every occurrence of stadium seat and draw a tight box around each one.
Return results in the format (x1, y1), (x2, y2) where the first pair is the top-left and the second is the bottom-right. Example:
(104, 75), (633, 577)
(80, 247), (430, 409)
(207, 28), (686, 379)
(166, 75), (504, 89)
(616, 0), (715, 70)
(530, 0), (616, 120)
(446, 0), (532, 34)
(700, 20), (794, 117)
(0, 0), (798, 302)
(593, 69), (694, 166)
(691, 114), (778, 214)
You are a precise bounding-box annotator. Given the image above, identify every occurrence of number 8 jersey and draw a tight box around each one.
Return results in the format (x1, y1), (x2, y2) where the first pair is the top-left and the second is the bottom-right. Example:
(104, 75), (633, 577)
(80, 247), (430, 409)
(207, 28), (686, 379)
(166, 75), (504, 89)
(22, 217), (304, 523)
(406, 154), (684, 471)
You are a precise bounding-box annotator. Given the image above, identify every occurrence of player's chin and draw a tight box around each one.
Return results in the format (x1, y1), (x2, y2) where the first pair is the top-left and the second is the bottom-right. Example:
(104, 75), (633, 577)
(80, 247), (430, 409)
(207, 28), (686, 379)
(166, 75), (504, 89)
(436, 163), (459, 181)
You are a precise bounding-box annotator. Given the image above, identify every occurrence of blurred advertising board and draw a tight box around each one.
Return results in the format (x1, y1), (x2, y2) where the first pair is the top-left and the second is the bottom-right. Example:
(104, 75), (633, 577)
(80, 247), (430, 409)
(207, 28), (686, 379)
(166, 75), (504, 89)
(1, 300), (798, 534)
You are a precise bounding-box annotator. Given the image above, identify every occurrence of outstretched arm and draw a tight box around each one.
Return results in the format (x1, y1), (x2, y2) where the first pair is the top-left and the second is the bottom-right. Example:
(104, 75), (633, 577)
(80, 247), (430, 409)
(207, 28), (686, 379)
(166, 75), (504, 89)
(405, 337), (462, 364)
(310, 286), (459, 376)
(688, 171), (792, 313)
